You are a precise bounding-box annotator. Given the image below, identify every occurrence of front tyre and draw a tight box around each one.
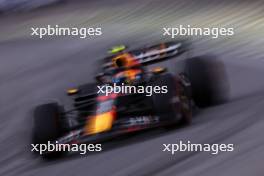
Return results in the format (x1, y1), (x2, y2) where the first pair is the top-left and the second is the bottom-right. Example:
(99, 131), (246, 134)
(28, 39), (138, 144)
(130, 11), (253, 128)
(150, 74), (189, 126)
(32, 103), (64, 158)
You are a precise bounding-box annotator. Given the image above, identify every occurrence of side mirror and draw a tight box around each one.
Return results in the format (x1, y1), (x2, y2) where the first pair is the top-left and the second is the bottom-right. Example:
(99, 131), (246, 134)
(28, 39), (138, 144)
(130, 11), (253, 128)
(151, 67), (167, 74)
(67, 88), (78, 95)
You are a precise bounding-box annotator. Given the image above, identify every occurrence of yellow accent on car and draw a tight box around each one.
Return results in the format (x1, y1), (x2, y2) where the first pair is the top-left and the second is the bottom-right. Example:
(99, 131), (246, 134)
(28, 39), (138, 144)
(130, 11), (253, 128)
(67, 88), (78, 95)
(85, 112), (114, 135)
(108, 45), (126, 54)
(152, 67), (166, 74)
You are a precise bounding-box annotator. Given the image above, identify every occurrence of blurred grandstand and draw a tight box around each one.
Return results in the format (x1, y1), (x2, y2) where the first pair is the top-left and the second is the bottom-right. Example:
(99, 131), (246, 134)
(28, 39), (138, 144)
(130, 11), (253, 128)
(0, 0), (64, 13)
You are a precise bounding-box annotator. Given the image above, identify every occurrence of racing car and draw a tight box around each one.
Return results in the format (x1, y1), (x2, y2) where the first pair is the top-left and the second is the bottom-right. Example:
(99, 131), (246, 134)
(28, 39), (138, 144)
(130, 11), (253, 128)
(32, 41), (228, 157)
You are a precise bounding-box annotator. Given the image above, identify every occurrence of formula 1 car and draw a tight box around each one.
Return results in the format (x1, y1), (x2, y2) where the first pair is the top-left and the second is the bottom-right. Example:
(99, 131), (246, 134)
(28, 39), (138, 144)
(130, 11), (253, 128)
(32, 41), (228, 157)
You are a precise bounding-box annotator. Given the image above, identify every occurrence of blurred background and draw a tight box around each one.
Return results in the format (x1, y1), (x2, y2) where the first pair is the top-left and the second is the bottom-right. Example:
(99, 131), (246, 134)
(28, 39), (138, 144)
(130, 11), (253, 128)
(0, 0), (264, 176)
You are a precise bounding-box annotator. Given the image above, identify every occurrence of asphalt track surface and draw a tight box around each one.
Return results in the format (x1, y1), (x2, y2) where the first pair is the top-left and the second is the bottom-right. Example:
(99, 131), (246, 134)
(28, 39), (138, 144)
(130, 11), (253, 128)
(1, 0), (264, 176)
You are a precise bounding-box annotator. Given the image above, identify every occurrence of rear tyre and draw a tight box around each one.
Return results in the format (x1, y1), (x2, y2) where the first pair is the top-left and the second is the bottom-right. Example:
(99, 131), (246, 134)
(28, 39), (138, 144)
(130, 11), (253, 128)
(150, 74), (180, 124)
(186, 56), (229, 108)
(177, 74), (192, 125)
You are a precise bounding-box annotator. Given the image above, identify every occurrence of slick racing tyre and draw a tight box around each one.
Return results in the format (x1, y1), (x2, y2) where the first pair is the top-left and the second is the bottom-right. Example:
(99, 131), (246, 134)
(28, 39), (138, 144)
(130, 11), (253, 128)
(176, 73), (192, 124)
(186, 55), (229, 108)
(32, 103), (64, 158)
(150, 73), (183, 124)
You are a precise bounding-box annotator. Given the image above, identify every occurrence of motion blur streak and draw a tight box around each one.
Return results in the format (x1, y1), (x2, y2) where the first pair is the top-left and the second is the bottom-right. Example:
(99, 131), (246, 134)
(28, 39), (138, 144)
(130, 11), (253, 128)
(0, 0), (264, 176)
